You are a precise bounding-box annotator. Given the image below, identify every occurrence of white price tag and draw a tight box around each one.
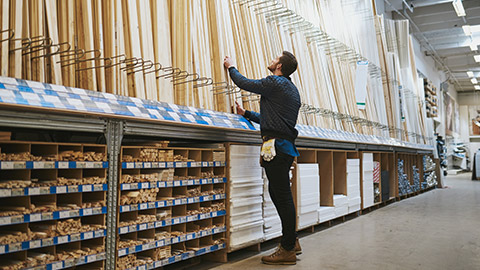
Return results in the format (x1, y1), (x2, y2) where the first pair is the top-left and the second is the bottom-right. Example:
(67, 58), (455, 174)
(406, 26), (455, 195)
(83, 231), (93, 239)
(87, 254), (96, 262)
(94, 184), (103, 191)
(76, 162), (86, 168)
(9, 243), (21, 252)
(58, 161), (69, 168)
(141, 182), (149, 189)
(56, 186), (67, 194)
(139, 224), (147, 231)
(135, 162), (143, 168)
(57, 235), (68, 244)
(159, 162), (166, 168)
(29, 187), (40, 195)
(2, 162), (15, 169)
(52, 262), (63, 270)
(59, 211), (71, 219)
(32, 162), (43, 169)
(29, 240), (41, 248)
(140, 203), (147, 210)
(174, 181), (181, 186)
(68, 185), (78, 192)
(144, 162), (151, 168)
(30, 213), (41, 222)
(82, 185), (92, 192)
(0, 217), (11, 225)
(0, 245), (5, 254)
(187, 234), (193, 240)
(173, 218), (180, 224)
(120, 227), (128, 234)
(172, 237), (178, 244)
(0, 189), (11, 197)
(212, 212), (217, 217)
(121, 206), (130, 212)
(83, 208), (93, 215)
(126, 162), (134, 169)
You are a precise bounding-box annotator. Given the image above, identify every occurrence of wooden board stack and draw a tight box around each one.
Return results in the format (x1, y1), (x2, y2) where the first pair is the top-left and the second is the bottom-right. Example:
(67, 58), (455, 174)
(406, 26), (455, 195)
(0, 0), (429, 142)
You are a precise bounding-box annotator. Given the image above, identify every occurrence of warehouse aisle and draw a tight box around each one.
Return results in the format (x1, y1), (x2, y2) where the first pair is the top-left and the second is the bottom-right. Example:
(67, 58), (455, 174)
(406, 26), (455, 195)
(196, 173), (480, 270)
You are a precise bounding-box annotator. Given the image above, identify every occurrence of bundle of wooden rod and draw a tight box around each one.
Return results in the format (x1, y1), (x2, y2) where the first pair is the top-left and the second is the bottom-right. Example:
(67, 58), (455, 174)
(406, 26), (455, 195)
(0, 0), (428, 142)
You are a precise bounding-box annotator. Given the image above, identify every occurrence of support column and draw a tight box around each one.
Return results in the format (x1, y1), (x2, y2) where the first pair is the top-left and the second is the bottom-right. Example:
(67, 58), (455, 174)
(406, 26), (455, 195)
(105, 119), (124, 270)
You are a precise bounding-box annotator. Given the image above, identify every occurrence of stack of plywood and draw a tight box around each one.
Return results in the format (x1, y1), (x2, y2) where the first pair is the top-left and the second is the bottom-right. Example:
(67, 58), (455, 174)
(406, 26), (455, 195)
(228, 145), (264, 250)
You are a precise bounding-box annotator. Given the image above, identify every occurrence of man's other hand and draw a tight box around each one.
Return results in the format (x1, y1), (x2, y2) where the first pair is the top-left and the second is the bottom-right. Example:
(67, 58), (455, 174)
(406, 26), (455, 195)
(224, 56), (235, 69)
(235, 101), (245, 116)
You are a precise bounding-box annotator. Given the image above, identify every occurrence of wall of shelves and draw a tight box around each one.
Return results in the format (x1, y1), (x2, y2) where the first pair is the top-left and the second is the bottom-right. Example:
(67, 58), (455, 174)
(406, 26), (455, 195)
(0, 141), (108, 270)
(0, 79), (436, 269)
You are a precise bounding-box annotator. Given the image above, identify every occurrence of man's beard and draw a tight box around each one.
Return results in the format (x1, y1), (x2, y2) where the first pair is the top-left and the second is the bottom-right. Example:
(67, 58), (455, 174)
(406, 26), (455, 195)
(268, 65), (275, 72)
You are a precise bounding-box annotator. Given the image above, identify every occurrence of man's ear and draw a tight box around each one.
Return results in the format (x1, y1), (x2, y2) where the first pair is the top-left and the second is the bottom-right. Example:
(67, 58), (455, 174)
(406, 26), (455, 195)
(276, 63), (282, 70)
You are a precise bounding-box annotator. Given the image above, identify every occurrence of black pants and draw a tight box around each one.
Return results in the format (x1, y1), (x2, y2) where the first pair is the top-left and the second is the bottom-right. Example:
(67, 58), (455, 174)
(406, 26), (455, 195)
(263, 151), (297, 251)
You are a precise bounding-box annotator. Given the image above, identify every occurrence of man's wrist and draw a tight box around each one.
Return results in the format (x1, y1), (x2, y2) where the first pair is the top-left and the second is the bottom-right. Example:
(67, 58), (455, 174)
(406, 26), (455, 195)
(228, 66), (236, 71)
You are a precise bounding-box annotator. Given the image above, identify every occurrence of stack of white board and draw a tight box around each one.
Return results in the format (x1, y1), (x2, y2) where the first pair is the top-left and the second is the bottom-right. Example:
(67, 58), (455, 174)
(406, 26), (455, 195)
(318, 206), (336, 223)
(228, 145), (264, 250)
(363, 153), (375, 208)
(334, 194), (348, 218)
(296, 164), (320, 229)
(347, 159), (361, 213)
(262, 169), (282, 240)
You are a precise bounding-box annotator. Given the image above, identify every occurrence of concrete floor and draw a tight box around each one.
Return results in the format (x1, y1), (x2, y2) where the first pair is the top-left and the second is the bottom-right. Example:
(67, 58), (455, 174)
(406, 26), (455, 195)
(193, 173), (480, 270)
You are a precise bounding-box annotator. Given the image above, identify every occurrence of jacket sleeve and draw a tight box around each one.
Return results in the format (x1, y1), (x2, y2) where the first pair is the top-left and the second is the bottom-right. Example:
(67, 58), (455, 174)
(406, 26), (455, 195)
(228, 67), (273, 96)
(244, 110), (261, 124)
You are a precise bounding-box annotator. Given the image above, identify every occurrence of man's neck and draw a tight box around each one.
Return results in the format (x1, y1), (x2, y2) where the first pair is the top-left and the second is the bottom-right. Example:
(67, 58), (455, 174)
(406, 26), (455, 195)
(273, 70), (283, 76)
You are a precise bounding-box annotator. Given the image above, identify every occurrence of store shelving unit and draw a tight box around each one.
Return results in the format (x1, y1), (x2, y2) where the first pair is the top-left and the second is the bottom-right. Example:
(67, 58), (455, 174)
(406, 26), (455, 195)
(0, 141), (108, 269)
(0, 76), (436, 269)
(116, 146), (227, 269)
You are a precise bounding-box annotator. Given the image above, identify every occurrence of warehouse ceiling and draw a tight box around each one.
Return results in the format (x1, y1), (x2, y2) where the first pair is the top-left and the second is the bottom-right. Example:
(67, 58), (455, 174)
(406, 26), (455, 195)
(388, 0), (480, 93)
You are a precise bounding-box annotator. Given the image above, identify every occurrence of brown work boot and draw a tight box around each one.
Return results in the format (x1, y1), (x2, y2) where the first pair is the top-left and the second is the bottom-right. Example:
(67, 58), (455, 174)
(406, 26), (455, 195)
(261, 245), (296, 265)
(295, 238), (302, 255)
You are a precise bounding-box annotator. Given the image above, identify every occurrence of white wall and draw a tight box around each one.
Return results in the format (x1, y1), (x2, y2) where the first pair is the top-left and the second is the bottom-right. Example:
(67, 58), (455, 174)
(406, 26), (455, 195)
(458, 92), (480, 106)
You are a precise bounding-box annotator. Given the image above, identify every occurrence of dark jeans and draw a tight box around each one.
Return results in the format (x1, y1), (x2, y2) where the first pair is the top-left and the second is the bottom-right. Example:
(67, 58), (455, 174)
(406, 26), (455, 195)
(262, 150), (297, 251)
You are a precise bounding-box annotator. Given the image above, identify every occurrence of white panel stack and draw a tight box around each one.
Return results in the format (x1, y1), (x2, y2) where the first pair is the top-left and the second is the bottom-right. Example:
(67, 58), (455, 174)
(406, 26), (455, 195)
(296, 164), (320, 229)
(262, 169), (282, 240)
(228, 145), (264, 250)
(363, 153), (375, 208)
(347, 159), (361, 213)
(334, 194), (348, 218)
(318, 206), (335, 223)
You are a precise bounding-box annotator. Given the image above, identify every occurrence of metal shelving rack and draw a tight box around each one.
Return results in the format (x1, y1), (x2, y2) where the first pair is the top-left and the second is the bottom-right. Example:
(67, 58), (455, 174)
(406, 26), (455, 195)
(0, 76), (434, 269)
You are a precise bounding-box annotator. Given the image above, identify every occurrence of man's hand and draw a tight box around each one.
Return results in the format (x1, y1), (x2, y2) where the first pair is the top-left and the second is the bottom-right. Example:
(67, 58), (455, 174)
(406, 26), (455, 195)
(224, 56), (235, 69)
(235, 101), (245, 116)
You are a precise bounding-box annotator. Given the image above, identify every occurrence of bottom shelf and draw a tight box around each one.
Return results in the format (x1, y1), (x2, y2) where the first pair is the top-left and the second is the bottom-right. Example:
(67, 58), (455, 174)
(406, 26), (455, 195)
(125, 243), (226, 270)
(24, 252), (105, 270)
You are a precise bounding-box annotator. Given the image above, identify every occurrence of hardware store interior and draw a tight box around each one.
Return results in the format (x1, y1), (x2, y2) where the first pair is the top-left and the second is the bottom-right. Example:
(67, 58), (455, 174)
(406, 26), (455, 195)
(0, 0), (479, 269)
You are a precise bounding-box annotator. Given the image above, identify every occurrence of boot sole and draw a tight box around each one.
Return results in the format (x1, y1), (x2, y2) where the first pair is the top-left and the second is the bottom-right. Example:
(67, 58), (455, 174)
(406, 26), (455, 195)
(296, 251), (302, 255)
(262, 261), (297, 265)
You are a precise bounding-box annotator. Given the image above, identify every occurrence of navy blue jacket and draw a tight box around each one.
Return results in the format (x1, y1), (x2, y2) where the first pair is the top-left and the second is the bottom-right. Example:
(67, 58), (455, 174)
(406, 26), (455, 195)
(228, 67), (301, 143)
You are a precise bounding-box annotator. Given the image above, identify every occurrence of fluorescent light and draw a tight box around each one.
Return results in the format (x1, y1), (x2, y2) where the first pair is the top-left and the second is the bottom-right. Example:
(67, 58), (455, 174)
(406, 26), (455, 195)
(470, 43), (478, 51)
(467, 71), (475, 77)
(463, 25), (472, 36)
(472, 78), (478, 84)
(453, 0), (466, 17)
(472, 25), (480, 33)
(475, 85), (480, 90)
(475, 55), (480, 62)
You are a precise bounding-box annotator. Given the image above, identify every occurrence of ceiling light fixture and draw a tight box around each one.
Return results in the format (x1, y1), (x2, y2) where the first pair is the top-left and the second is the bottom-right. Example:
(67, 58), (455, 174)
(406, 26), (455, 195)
(472, 78), (478, 84)
(475, 55), (480, 62)
(475, 85), (480, 90)
(463, 25), (472, 36)
(467, 71), (475, 77)
(470, 43), (478, 51)
(453, 0), (466, 17)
